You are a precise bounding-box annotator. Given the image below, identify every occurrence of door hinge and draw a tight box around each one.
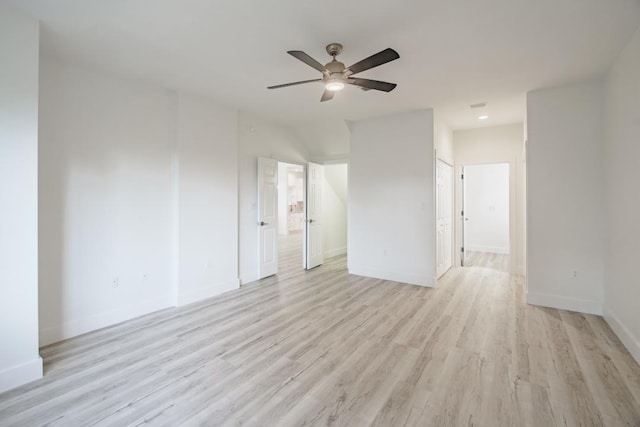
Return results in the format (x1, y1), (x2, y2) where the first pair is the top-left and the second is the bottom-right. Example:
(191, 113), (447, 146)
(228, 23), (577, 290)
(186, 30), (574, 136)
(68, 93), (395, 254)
(461, 173), (464, 179)
(461, 247), (465, 253)
(461, 210), (464, 216)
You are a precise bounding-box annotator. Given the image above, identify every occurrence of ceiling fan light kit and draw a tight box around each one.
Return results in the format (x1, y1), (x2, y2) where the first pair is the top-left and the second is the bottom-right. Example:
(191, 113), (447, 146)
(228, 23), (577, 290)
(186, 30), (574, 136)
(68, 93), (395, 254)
(268, 43), (399, 102)
(325, 79), (345, 91)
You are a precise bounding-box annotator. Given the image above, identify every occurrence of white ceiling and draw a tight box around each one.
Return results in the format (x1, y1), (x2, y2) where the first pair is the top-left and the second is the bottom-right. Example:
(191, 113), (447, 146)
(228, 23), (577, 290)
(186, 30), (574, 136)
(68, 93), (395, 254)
(5, 0), (640, 131)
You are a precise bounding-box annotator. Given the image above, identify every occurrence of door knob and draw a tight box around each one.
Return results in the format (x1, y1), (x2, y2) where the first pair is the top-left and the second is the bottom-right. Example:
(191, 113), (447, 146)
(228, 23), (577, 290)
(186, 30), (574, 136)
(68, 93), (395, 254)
(259, 221), (268, 226)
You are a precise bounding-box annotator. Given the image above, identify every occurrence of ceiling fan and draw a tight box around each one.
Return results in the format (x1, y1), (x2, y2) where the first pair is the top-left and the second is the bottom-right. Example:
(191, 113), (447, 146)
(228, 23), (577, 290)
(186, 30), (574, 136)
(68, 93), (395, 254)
(268, 43), (400, 102)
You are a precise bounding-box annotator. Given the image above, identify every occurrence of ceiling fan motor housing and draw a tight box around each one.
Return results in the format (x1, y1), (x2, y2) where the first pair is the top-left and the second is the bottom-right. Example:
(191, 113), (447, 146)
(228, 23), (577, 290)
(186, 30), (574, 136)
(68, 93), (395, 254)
(326, 43), (343, 57)
(325, 61), (346, 74)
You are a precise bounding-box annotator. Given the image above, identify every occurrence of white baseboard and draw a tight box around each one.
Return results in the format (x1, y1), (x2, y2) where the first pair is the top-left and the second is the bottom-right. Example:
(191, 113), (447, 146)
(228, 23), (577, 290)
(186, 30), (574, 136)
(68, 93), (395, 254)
(526, 291), (602, 315)
(177, 278), (239, 307)
(466, 245), (510, 255)
(348, 263), (435, 288)
(325, 246), (347, 259)
(0, 357), (43, 394)
(239, 272), (259, 286)
(603, 306), (640, 365)
(39, 296), (173, 347)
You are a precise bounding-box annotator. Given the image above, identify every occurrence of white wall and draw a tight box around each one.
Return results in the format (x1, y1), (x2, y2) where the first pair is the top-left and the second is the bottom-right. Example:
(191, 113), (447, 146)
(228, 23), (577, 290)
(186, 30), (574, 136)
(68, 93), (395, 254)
(238, 112), (309, 284)
(349, 110), (435, 287)
(464, 163), (510, 254)
(0, 5), (43, 393)
(454, 123), (526, 274)
(38, 60), (240, 345)
(323, 164), (348, 258)
(38, 59), (177, 345)
(292, 119), (351, 163)
(175, 93), (238, 306)
(603, 26), (640, 363)
(433, 110), (454, 165)
(527, 80), (604, 315)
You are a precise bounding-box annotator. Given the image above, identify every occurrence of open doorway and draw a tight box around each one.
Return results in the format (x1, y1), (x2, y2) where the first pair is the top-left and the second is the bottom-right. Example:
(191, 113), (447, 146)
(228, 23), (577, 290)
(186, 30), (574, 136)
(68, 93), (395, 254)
(277, 162), (305, 275)
(277, 161), (350, 277)
(257, 158), (348, 280)
(461, 163), (510, 272)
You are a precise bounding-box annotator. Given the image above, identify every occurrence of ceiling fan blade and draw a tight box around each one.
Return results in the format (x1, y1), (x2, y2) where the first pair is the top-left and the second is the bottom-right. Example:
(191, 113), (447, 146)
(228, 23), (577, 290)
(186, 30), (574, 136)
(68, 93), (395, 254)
(267, 79), (323, 89)
(346, 48), (399, 75)
(287, 51), (328, 73)
(347, 78), (397, 92)
(320, 90), (334, 102)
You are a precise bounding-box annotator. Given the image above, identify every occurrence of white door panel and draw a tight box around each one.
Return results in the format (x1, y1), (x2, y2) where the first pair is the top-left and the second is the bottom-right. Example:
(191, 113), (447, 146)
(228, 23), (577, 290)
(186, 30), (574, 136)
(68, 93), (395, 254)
(258, 157), (278, 278)
(306, 162), (324, 269)
(436, 159), (453, 278)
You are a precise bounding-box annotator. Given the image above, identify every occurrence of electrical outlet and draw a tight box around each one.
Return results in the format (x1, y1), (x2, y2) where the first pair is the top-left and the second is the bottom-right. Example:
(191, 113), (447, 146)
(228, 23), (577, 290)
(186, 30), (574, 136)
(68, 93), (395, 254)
(112, 277), (120, 288)
(572, 270), (578, 279)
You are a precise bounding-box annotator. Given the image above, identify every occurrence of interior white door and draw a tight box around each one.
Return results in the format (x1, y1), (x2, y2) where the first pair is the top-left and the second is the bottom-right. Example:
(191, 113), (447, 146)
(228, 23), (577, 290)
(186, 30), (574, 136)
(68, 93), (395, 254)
(258, 157), (278, 279)
(305, 162), (324, 269)
(436, 159), (453, 278)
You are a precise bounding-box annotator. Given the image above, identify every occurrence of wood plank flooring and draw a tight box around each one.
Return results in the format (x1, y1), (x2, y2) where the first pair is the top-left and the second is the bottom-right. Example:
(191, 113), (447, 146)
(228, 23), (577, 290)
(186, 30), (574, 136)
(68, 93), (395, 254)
(464, 250), (510, 273)
(1, 245), (639, 426)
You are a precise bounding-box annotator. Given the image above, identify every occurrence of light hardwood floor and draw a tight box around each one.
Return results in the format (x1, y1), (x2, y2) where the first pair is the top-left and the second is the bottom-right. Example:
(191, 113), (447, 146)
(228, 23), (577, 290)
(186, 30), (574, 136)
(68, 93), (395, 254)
(1, 245), (639, 426)
(278, 230), (305, 276)
(464, 250), (510, 273)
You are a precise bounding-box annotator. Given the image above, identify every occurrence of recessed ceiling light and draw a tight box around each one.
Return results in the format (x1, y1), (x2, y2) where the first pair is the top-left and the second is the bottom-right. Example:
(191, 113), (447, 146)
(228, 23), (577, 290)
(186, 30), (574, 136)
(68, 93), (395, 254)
(478, 115), (489, 120)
